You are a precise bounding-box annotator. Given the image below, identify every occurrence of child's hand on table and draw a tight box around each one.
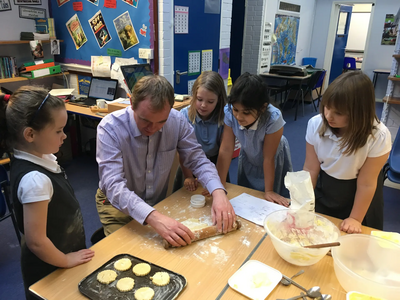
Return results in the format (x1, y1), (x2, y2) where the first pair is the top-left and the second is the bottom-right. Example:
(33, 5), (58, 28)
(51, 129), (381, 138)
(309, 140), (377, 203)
(184, 178), (198, 191)
(66, 249), (95, 268)
(264, 191), (290, 207)
(340, 217), (362, 234)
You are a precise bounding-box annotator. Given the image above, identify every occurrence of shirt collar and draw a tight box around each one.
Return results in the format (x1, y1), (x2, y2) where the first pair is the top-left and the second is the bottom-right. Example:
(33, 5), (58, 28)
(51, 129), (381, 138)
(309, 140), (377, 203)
(239, 118), (260, 131)
(195, 112), (216, 124)
(13, 149), (61, 173)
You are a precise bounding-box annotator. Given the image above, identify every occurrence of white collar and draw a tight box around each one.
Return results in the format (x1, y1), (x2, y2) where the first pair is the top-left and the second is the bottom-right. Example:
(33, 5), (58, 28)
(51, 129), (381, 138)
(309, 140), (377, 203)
(13, 149), (62, 173)
(239, 118), (260, 131)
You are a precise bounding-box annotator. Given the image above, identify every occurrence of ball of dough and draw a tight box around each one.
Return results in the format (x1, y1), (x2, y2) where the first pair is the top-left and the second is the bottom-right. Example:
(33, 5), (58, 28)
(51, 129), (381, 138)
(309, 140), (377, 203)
(134, 287), (155, 300)
(132, 263), (151, 276)
(114, 258), (132, 271)
(116, 277), (135, 292)
(97, 270), (117, 284)
(150, 271), (170, 286)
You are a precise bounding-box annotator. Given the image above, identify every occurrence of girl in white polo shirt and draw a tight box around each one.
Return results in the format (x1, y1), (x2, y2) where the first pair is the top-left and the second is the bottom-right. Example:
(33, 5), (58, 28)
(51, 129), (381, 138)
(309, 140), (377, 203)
(304, 71), (391, 234)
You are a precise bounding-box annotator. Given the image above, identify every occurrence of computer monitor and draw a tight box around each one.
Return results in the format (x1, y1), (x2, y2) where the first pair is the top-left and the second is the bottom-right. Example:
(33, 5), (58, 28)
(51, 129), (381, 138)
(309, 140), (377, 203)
(88, 77), (118, 101)
(120, 64), (153, 92)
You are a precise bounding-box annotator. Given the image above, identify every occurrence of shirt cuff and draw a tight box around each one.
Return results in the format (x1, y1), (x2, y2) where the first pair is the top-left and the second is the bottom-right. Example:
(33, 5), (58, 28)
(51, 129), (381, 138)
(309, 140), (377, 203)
(206, 180), (227, 195)
(134, 202), (156, 225)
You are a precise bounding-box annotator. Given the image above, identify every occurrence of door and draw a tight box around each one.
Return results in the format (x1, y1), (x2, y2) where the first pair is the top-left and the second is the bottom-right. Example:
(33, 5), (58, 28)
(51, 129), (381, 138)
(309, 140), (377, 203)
(173, 0), (221, 94)
(329, 5), (352, 84)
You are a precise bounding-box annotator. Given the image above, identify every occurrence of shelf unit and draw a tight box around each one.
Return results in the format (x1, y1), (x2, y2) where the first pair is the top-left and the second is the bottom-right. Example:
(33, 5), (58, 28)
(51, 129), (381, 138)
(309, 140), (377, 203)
(0, 40), (67, 84)
(0, 40), (63, 45)
(381, 30), (400, 140)
(0, 72), (69, 84)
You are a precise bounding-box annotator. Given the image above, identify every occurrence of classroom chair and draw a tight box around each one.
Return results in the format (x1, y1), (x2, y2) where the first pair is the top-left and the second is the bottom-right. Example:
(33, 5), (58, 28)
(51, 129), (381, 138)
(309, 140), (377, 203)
(302, 57), (317, 67)
(312, 70), (326, 107)
(343, 57), (357, 72)
(90, 227), (106, 245)
(0, 164), (21, 245)
(283, 70), (323, 121)
(383, 128), (400, 184)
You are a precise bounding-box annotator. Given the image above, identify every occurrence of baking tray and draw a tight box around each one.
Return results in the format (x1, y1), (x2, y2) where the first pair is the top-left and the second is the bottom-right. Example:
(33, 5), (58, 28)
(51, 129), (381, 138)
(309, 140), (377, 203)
(78, 253), (187, 300)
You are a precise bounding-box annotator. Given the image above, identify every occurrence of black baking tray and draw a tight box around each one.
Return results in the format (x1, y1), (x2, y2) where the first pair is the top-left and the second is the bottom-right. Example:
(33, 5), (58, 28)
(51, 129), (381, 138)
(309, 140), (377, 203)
(78, 253), (187, 300)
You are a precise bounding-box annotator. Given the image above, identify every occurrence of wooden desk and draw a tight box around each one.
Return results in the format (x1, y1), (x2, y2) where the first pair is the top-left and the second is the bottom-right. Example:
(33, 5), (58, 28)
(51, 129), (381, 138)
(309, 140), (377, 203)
(65, 98), (191, 119)
(260, 72), (311, 81)
(372, 69), (390, 88)
(29, 184), (267, 299)
(30, 184), (369, 300)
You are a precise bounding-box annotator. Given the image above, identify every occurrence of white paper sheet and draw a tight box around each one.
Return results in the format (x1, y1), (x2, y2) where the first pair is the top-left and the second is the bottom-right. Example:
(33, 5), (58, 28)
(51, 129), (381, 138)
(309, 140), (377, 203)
(49, 88), (75, 96)
(91, 55), (111, 77)
(230, 193), (287, 226)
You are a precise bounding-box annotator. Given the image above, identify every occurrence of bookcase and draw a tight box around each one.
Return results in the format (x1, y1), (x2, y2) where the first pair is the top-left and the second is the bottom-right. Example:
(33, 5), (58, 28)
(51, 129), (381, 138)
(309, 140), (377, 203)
(381, 28), (400, 142)
(0, 40), (67, 85)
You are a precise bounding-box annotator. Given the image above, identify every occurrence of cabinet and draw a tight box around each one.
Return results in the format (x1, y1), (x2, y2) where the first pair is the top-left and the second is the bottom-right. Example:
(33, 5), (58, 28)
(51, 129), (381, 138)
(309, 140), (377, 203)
(0, 40), (67, 85)
(381, 29), (400, 141)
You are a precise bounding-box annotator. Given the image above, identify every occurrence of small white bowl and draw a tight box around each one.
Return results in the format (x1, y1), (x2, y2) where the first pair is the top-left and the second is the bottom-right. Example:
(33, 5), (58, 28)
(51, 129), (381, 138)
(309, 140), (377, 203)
(190, 195), (205, 208)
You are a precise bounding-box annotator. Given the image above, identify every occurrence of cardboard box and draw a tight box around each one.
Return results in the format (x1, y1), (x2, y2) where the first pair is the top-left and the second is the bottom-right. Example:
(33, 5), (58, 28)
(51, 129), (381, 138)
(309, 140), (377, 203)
(108, 102), (129, 113)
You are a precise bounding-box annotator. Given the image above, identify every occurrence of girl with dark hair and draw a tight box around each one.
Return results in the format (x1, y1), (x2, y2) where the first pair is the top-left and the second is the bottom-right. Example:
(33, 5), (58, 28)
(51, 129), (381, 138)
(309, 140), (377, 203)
(217, 72), (293, 206)
(0, 86), (94, 300)
(303, 71), (391, 233)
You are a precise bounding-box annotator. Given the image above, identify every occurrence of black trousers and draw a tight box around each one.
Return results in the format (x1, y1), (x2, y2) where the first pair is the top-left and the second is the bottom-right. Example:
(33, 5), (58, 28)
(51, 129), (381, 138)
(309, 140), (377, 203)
(315, 170), (384, 230)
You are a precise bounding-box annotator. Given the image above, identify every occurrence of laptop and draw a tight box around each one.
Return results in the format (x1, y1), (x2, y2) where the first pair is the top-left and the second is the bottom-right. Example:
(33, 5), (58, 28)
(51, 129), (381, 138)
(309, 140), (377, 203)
(74, 77), (119, 106)
(120, 64), (153, 92)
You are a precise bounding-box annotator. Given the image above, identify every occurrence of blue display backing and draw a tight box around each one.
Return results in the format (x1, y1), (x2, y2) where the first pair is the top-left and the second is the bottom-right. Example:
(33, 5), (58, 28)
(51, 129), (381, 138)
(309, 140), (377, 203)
(49, 0), (153, 65)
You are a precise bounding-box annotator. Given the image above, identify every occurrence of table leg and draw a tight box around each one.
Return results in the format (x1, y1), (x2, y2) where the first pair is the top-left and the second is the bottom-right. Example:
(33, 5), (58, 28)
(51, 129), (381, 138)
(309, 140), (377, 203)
(373, 72), (378, 89)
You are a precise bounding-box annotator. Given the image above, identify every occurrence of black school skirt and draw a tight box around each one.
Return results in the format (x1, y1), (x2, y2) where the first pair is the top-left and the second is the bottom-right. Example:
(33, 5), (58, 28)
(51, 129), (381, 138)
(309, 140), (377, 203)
(315, 170), (384, 230)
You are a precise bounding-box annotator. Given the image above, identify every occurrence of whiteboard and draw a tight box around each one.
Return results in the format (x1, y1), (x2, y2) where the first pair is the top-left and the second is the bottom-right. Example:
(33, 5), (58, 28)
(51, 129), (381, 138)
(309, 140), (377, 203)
(347, 13), (371, 51)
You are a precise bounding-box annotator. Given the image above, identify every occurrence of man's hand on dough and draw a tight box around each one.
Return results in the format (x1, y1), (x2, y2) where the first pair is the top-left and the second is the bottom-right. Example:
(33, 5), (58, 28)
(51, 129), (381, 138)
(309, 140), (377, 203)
(145, 211), (195, 247)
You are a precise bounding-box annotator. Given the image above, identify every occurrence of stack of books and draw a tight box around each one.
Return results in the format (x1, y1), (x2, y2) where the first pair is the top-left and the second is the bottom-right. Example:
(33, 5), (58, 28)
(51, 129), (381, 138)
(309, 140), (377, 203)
(0, 57), (18, 79)
(35, 18), (55, 39)
(19, 59), (62, 79)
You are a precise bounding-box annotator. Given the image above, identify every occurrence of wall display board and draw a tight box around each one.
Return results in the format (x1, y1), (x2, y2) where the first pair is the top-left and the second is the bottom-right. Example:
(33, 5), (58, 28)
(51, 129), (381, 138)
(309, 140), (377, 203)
(49, 0), (153, 65)
(271, 14), (299, 66)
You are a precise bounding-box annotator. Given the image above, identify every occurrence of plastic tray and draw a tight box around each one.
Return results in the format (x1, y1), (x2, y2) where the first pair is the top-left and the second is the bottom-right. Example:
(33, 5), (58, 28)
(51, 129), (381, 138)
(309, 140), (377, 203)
(228, 260), (282, 300)
(78, 253), (187, 300)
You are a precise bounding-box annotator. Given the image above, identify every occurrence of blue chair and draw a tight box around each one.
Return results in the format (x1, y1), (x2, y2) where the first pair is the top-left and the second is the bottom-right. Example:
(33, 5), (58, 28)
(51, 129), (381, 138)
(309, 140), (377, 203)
(384, 128), (400, 184)
(314, 70), (326, 107)
(302, 57), (317, 67)
(343, 57), (357, 72)
(0, 164), (21, 244)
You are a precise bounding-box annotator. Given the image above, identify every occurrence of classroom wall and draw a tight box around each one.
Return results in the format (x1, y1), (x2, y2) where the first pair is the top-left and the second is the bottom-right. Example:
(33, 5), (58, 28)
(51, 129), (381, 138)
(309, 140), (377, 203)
(310, 0), (398, 99)
(241, 0), (317, 75)
(158, 0), (174, 84)
(0, 2), (49, 41)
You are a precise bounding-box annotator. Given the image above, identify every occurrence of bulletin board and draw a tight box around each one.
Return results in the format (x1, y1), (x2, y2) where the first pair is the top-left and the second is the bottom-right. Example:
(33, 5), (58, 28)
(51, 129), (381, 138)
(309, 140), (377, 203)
(49, 0), (153, 66)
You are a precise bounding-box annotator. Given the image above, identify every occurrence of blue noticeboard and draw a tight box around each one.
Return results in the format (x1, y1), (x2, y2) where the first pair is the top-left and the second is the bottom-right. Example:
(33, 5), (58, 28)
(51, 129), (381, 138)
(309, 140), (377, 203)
(49, 0), (153, 66)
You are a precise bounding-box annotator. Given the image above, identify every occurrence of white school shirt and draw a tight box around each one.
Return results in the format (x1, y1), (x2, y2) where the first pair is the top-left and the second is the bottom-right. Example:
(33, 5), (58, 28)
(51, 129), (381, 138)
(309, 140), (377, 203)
(306, 114), (391, 180)
(14, 149), (61, 204)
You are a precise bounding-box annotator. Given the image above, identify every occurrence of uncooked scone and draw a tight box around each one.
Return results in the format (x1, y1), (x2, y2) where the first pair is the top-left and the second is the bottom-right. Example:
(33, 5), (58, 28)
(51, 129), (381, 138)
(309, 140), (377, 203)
(132, 263), (151, 276)
(181, 218), (209, 231)
(150, 271), (170, 286)
(251, 272), (271, 288)
(114, 258), (132, 271)
(97, 270), (118, 284)
(116, 277), (135, 292)
(134, 287), (155, 300)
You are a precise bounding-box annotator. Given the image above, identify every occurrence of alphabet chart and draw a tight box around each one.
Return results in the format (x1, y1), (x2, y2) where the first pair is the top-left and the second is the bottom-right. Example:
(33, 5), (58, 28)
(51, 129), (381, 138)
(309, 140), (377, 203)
(201, 49), (213, 72)
(175, 6), (189, 34)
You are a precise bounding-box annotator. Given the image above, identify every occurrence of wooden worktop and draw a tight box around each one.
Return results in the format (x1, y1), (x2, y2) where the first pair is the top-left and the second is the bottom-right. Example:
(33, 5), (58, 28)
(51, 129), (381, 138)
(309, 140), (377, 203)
(29, 184), (371, 299)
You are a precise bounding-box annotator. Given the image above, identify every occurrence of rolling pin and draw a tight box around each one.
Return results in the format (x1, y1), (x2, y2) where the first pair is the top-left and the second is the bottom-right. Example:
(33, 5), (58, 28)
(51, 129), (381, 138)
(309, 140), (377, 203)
(163, 220), (242, 249)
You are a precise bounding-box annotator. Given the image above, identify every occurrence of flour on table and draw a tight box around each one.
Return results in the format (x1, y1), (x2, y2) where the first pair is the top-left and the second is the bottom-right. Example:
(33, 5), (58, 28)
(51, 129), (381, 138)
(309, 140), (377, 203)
(181, 218), (211, 231)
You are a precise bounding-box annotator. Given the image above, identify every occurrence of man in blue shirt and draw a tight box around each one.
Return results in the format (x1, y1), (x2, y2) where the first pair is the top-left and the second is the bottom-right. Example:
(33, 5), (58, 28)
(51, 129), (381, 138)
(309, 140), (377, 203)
(96, 75), (235, 247)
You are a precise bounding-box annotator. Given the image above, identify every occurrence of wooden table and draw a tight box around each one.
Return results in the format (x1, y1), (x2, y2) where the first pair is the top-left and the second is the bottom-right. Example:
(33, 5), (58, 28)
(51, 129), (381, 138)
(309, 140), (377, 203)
(65, 98), (191, 119)
(30, 183), (372, 299)
(372, 69), (390, 88)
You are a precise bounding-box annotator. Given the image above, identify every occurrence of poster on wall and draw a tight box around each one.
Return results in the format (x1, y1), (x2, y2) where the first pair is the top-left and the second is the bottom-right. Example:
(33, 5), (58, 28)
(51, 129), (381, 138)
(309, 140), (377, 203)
(219, 48), (229, 79)
(122, 0), (138, 8)
(271, 14), (299, 65)
(89, 11), (112, 49)
(113, 11), (139, 51)
(57, 0), (69, 7)
(381, 14), (398, 45)
(0, 0), (11, 11)
(66, 14), (88, 50)
(87, 0), (98, 6)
